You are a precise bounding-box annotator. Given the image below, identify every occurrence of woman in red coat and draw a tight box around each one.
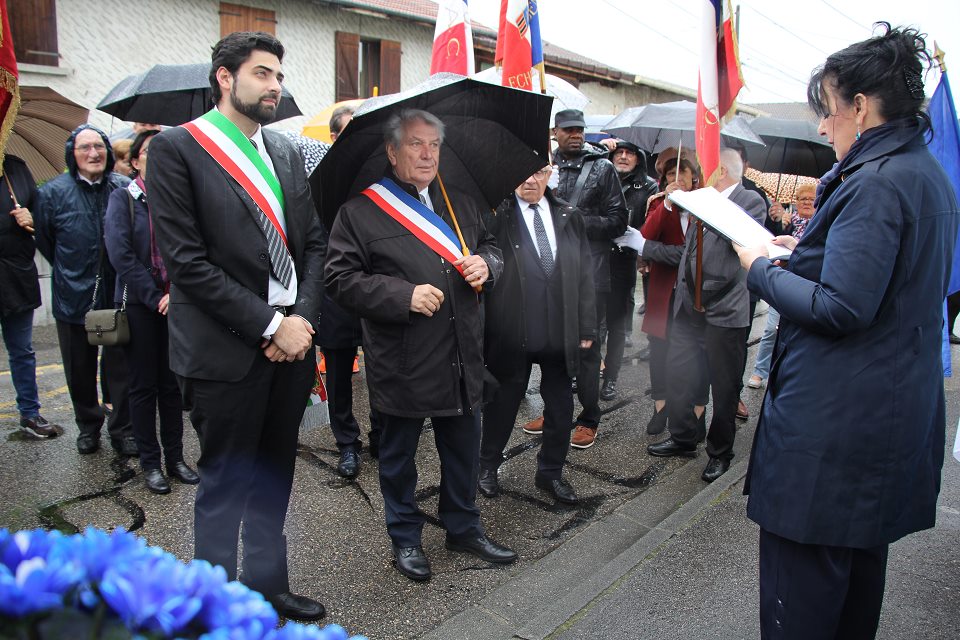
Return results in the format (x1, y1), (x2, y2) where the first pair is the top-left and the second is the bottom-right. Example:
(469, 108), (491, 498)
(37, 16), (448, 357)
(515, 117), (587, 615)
(637, 158), (700, 434)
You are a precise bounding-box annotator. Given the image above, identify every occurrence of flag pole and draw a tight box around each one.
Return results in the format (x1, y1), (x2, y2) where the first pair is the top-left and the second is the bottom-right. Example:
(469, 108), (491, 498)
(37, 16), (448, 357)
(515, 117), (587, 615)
(437, 173), (482, 293)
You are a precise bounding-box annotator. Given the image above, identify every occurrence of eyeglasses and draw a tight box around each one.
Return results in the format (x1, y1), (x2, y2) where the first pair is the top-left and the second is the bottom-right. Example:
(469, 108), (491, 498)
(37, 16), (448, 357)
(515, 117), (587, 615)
(534, 168), (551, 177)
(796, 197), (815, 204)
(76, 143), (106, 154)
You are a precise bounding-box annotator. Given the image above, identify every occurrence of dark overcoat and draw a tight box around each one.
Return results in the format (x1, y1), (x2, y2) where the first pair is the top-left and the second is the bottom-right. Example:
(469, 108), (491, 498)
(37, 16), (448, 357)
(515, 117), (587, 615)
(744, 120), (960, 548)
(325, 175), (503, 418)
(0, 156), (41, 317)
(482, 190), (597, 380)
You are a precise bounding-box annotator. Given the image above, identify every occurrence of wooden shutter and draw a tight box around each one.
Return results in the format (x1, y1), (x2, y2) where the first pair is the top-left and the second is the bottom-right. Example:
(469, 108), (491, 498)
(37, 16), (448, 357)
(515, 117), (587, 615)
(220, 2), (276, 37)
(379, 40), (402, 95)
(335, 31), (360, 101)
(9, 0), (59, 66)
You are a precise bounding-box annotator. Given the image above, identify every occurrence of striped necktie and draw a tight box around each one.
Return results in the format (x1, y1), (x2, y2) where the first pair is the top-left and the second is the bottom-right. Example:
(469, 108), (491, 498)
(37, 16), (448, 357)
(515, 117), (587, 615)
(530, 203), (554, 276)
(249, 138), (294, 288)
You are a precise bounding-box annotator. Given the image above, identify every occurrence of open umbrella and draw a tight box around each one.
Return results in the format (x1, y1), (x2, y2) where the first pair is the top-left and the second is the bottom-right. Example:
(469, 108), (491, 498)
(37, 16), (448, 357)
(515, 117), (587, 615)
(744, 168), (818, 203)
(301, 98), (366, 143)
(313, 72), (552, 229)
(603, 101), (765, 153)
(97, 63), (302, 127)
(744, 116), (835, 178)
(471, 67), (589, 120)
(5, 87), (89, 182)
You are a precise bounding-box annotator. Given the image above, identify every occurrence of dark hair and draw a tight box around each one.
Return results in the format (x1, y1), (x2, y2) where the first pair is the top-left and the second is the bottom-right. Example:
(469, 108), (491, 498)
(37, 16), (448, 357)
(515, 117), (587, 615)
(807, 22), (932, 134)
(129, 129), (160, 176)
(209, 31), (285, 104)
(329, 105), (356, 137)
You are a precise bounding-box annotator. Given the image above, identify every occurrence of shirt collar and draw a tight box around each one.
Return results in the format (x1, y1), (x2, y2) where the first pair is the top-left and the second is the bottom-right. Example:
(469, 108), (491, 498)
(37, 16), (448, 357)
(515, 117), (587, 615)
(77, 173), (103, 186)
(719, 182), (738, 199)
(515, 194), (549, 211)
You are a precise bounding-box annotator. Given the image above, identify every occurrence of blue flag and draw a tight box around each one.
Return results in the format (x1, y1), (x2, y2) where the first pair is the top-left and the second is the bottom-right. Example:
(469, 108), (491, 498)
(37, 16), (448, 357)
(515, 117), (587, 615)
(928, 72), (960, 376)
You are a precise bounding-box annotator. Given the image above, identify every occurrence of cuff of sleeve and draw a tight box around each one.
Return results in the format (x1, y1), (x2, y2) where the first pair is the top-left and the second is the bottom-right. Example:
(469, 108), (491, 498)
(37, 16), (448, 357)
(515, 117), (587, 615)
(262, 312), (283, 339)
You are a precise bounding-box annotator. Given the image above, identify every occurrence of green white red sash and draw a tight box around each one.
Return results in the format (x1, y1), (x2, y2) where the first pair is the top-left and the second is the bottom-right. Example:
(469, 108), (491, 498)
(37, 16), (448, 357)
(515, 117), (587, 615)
(182, 110), (288, 246)
(362, 177), (467, 276)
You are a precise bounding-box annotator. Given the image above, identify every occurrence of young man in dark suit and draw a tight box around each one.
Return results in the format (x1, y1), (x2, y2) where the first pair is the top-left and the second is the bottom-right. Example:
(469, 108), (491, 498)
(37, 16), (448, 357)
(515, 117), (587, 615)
(148, 32), (326, 621)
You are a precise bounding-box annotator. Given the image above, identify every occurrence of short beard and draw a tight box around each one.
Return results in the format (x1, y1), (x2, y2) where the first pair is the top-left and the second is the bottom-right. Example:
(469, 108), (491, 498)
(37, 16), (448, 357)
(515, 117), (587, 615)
(229, 82), (277, 125)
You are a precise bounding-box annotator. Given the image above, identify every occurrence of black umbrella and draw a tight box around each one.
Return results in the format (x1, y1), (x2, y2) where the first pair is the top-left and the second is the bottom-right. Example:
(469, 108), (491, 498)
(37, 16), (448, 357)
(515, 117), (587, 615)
(744, 116), (835, 178)
(313, 73), (553, 229)
(97, 63), (302, 126)
(603, 101), (765, 153)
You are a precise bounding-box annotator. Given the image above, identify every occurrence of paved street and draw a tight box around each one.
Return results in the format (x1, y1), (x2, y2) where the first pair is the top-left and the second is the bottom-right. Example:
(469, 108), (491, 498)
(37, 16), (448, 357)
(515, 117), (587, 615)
(2, 309), (958, 639)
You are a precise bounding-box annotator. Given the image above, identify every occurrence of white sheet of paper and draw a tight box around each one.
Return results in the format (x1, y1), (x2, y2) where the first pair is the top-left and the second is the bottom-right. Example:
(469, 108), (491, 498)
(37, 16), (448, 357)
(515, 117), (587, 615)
(667, 188), (792, 261)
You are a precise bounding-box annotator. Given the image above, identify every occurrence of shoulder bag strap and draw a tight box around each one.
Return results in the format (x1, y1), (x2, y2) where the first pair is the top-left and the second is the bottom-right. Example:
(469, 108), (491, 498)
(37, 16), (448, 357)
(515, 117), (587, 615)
(569, 160), (596, 208)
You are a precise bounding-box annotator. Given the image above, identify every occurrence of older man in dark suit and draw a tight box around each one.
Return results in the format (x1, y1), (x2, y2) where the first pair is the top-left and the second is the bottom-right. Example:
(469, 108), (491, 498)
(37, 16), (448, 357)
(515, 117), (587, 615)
(147, 32), (326, 620)
(647, 148), (766, 482)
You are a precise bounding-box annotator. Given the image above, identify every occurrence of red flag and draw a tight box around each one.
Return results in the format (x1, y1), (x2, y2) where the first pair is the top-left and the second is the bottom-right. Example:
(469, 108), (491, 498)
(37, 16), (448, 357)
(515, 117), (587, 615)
(494, 0), (508, 66)
(0, 0), (21, 172)
(500, 0), (534, 90)
(696, 0), (744, 186)
(430, 0), (475, 76)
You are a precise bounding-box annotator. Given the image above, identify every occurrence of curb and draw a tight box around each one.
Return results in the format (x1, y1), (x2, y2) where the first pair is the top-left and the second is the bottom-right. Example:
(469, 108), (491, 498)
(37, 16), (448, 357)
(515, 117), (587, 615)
(420, 455), (750, 640)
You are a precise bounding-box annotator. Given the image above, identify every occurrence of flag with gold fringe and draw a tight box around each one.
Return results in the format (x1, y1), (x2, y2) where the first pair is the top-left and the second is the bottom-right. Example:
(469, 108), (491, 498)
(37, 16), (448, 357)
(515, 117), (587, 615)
(0, 0), (21, 173)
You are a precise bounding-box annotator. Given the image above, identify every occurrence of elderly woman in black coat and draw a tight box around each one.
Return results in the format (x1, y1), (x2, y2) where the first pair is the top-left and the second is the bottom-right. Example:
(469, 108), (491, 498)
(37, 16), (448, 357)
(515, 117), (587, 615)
(105, 130), (199, 494)
(735, 24), (959, 638)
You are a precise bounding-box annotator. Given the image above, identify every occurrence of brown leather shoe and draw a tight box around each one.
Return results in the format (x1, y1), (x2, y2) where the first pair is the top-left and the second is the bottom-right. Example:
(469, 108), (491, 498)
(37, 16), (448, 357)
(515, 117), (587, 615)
(736, 399), (749, 420)
(570, 425), (597, 449)
(522, 416), (544, 435)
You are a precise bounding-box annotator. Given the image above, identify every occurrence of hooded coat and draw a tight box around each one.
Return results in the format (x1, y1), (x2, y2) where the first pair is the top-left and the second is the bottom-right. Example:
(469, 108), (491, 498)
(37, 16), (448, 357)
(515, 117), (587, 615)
(744, 119), (960, 548)
(35, 125), (130, 324)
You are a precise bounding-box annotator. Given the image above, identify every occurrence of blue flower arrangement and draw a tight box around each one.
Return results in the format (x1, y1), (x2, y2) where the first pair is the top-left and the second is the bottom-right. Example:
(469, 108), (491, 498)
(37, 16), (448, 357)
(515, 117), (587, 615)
(0, 528), (366, 640)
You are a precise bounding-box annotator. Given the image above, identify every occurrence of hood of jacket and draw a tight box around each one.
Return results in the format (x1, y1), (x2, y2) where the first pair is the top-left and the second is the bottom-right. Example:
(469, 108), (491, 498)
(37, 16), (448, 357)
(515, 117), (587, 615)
(64, 124), (115, 180)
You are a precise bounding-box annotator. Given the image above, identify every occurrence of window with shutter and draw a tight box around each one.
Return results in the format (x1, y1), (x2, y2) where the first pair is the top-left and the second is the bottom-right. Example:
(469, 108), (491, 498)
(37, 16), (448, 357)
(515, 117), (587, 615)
(335, 33), (401, 100)
(379, 40), (401, 95)
(335, 31), (360, 102)
(8, 0), (59, 67)
(219, 2), (276, 37)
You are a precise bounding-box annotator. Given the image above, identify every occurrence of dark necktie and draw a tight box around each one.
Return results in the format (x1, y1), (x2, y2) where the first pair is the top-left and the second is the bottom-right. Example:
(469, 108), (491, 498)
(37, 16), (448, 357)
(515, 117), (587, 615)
(531, 203), (554, 276)
(249, 138), (293, 288)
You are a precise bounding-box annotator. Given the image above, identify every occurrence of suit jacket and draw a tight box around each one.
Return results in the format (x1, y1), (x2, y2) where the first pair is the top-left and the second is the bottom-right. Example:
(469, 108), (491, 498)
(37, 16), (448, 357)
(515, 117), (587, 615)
(672, 184), (766, 328)
(147, 125), (326, 382)
(483, 190), (597, 380)
(104, 183), (164, 310)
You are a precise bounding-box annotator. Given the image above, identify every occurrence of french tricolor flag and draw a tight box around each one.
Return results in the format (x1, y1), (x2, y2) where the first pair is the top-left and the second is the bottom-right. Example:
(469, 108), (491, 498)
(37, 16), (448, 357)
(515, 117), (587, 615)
(430, 0), (475, 76)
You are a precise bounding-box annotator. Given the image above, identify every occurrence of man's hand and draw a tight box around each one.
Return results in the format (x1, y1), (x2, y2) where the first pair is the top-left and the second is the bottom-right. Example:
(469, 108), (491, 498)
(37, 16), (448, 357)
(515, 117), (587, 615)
(454, 255), (489, 287)
(158, 293), (170, 316)
(769, 202), (785, 223)
(580, 339), (593, 349)
(264, 315), (315, 362)
(9, 207), (34, 233)
(410, 284), (445, 316)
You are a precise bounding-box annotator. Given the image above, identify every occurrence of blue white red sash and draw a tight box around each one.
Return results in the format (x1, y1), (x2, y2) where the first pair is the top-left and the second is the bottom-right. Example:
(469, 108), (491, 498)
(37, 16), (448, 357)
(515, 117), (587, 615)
(362, 177), (468, 276)
(182, 110), (289, 247)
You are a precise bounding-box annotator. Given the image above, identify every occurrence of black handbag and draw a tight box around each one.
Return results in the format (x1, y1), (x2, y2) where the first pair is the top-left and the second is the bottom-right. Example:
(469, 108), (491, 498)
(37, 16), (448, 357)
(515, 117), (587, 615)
(84, 192), (132, 347)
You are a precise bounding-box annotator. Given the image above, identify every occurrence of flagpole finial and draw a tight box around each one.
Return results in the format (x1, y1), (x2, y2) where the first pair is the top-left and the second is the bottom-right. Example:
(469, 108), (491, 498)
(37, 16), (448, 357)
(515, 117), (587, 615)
(934, 42), (946, 74)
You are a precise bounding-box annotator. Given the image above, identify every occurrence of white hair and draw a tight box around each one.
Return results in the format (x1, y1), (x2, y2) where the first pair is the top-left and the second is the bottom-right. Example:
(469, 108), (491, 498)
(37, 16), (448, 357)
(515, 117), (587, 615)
(719, 148), (744, 181)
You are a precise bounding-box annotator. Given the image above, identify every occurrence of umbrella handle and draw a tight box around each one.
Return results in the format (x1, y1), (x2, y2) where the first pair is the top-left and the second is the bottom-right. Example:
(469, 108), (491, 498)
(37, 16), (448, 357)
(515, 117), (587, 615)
(436, 174), (482, 293)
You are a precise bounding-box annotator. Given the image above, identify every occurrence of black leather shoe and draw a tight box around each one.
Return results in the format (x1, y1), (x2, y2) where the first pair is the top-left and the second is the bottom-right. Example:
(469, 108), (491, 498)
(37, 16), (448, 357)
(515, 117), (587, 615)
(167, 461), (200, 484)
(143, 468), (171, 494)
(534, 475), (578, 504)
(646, 407), (668, 435)
(696, 411), (707, 444)
(77, 434), (100, 454)
(445, 535), (517, 564)
(478, 468), (499, 498)
(701, 457), (731, 483)
(111, 436), (138, 457)
(337, 450), (360, 478)
(268, 591), (326, 621)
(392, 545), (432, 581)
(600, 379), (617, 401)
(20, 415), (59, 438)
(647, 438), (697, 458)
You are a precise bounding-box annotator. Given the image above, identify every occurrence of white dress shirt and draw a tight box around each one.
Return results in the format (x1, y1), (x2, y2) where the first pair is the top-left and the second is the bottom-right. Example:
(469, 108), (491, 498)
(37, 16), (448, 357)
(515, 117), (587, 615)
(516, 194), (557, 260)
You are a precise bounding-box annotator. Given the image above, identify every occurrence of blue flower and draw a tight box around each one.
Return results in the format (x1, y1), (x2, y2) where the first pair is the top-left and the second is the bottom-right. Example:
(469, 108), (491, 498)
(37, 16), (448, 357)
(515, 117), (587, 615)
(198, 581), (278, 636)
(265, 624), (368, 640)
(52, 527), (148, 583)
(0, 530), (84, 617)
(0, 529), (60, 571)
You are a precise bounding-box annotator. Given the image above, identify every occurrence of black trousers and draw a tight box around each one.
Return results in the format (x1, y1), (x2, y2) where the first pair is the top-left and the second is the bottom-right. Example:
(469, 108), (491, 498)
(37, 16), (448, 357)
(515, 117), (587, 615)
(55, 320), (131, 440)
(576, 291), (607, 428)
(123, 304), (183, 470)
(179, 349), (315, 596)
(665, 307), (746, 460)
(321, 346), (362, 452)
(759, 528), (888, 640)
(481, 351), (573, 480)
(377, 409), (483, 548)
(604, 277), (635, 383)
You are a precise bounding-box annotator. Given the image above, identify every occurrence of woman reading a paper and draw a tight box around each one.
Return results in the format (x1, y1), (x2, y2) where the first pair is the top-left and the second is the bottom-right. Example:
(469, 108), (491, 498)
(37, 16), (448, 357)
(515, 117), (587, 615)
(733, 24), (959, 637)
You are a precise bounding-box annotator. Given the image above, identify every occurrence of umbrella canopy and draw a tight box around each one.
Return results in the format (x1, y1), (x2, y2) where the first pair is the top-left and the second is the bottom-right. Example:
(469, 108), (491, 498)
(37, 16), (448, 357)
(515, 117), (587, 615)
(745, 167), (818, 203)
(472, 66), (589, 120)
(603, 101), (765, 153)
(97, 63), (302, 127)
(744, 116), (835, 178)
(314, 73), (552, 229)
(301, 98), (366, 143)
(6, 87), (89, 182)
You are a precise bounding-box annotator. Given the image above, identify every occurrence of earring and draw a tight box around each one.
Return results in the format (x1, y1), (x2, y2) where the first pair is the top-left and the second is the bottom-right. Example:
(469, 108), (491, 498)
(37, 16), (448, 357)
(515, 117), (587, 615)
(856, 126), (861, 141)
